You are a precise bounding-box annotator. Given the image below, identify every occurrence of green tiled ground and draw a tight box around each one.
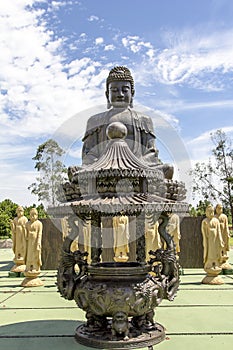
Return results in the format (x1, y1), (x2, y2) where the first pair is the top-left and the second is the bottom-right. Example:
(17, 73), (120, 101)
(0, 248), (233, 350)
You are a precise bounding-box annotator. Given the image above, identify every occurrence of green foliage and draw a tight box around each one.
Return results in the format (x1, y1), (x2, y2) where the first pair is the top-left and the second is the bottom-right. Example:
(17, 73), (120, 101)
(28, 139), (67, 206)
(189, 200), (211, 217)
(190, 129), (233, 223)
(0, 199), (18, 238)
(23, 203), (48, 219)
(0, 199), (48, 238)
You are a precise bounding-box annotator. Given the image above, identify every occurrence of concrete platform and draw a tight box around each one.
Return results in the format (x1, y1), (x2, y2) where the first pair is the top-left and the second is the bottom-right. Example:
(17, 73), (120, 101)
(0, 248), (233, 350)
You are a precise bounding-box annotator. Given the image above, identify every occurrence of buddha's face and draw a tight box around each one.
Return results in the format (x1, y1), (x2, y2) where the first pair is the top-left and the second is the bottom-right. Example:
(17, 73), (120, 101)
(30, 210), (38, 222)
(206, 206), (214, 219)
(216, 205), (223, 215)
(107, 81), (133, 108)
(16, 207), (24, 217)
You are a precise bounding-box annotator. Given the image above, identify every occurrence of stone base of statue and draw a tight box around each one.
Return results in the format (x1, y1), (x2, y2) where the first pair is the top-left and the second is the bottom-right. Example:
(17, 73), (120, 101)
(21, 270), (43, 287)
(113, 254), (129, 262)
(10, 263), (26, 273)
(75, 321), (165, 349)
(221, 256), (233, 273)
(202, 266), (224, 285)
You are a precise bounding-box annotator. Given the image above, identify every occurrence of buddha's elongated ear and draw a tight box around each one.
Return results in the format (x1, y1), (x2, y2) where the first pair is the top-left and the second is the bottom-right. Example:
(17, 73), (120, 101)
(130, 98), (133, 108)
(105, 91), (111, 109)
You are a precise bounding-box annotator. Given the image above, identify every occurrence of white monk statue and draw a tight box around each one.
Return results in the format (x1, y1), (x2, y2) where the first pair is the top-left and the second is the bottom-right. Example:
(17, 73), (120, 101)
(215, 203), (231, 270)
(10, 206), (28, 273)
(113, 215), (129, 262)
(21, 208), (43, 287)
(201, 204), (225, 284)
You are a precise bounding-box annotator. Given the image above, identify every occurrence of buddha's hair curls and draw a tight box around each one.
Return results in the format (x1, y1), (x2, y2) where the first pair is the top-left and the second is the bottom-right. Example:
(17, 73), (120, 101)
(106, 66), (135, 94)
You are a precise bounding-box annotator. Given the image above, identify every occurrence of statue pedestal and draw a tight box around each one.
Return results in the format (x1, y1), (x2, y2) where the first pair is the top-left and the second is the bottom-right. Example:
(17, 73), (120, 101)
(114, 254), (129, 262)
(9, 258), (25, 277)
(221, 256), (233, 272)
(202, 267), (224, 285)
(21, 271), (43, 287)
(10, 263), (26, 274)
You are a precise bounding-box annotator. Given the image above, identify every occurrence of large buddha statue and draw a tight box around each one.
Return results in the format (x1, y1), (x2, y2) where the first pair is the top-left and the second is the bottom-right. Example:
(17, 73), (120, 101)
(81, 66), (173, 180)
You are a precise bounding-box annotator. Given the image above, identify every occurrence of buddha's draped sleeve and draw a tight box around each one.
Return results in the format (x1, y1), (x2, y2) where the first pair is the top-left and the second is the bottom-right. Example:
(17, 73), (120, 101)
(201, 219), (208, 264)
(133, 112), (160, 164)
(82, 113), (106, 165)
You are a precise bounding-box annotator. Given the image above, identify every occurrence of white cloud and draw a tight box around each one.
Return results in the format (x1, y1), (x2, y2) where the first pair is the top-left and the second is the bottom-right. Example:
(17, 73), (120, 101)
(155, 98), (233, 113)
(187, 126), (233, 163)
(104, 44), (115, 51)
(125, 27), (233, 92)
(144, 28), (233, 89)
(0, 2), (108, 141)
(0, 168), (38, 206)
(88, 15), (99, 22)
(95, 37), (104, 45)
(122, 36), (153, 54)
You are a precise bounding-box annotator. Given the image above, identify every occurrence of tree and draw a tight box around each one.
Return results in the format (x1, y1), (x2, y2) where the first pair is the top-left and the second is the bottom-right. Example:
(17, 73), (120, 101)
(0, 199), (18, 237)
(24, 203), (48, 219)
(28, 139), (67, 206)
(191, 129), (233, 223)
(189, 200), (211, 217)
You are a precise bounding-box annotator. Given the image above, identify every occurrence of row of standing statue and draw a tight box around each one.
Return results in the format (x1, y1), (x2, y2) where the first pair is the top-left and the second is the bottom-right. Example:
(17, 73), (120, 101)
(8, 203), (231, 286)
(201, 203), (231, 284)
(70, 203), (231, 286)
(69, 213), (181, 265)
(9, 205), (180, 282)
(9, 206), (43, 287)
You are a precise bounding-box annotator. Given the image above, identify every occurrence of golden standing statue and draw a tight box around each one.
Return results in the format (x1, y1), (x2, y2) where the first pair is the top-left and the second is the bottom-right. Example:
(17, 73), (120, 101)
(10, 206), (28, 273)
(167, 213), (181, 258)
(113, 216), (129, 262)
(145, 217), (161, 262)
(21, 208), (43, 287)
(215, 203), (231, 270)
(201, 205), (225, 284)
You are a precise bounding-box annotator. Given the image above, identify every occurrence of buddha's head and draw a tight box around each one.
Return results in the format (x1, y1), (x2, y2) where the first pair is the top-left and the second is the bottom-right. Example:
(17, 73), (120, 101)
(16, 206), (24, 217)
(205, 205), (214, 219)
(30, 208), (38, 222)
(105, 66), (135, 109)
(215, 203), (223, 215)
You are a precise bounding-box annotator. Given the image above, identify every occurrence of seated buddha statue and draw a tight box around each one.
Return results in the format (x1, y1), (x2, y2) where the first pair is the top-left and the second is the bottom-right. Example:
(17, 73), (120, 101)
(81, 66), (173, 180)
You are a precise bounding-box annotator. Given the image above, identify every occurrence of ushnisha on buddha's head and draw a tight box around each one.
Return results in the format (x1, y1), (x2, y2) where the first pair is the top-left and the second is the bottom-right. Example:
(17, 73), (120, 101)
(105, 66), (135, 109)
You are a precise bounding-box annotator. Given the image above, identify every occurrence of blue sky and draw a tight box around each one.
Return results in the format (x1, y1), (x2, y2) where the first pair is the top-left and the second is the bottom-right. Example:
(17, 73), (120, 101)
(1, 0), (233, 206)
